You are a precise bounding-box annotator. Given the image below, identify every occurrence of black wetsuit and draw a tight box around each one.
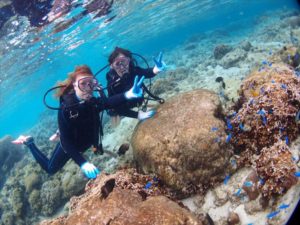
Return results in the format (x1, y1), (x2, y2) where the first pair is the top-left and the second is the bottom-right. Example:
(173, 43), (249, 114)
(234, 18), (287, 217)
(106, 66), (156, 118)
(25, 91), (126, 174)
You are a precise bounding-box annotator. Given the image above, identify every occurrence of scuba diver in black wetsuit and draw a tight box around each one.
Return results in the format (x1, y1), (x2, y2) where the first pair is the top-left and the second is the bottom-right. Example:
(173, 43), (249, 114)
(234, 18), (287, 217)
(106, 47), (166, 123)
(12, 65), (145, 179)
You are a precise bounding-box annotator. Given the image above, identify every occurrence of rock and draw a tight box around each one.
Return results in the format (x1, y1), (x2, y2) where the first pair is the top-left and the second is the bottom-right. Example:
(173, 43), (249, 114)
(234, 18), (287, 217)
(220, 48), (247, 69)
(244, 196), (265, 214)
(214, 44), (233, 59)
(227, 212), (240, 225)
(131, 89), (232, 195)
(213, 186), (228, 206)
(242, 170), (259, 201)
(239, 41), (252, 52)
(286, 16), (300, 28)
(40, 171), (202, 225)
(117, 143), (130, 156)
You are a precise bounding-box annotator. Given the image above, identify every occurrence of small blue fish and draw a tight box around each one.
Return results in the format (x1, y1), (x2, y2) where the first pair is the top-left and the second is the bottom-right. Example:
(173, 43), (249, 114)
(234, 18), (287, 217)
(211, 127), (218, 132)
(285, 136), (289, 145)
(235, 188), (242, 196)
(244, 181), (253, 187)
(260, 87), (265, 94)
(278, 203), (290, 210)
(153, 177), (158, 182)
(269, 62), (273, 67)
(224, 175), (230, 185)
(295, 53), (299, 60)
(295, 111), (300, 122)
(214, 137), (221, 143)
(262, 60), (268, 65)
(227, 119), (233, 130)
(239, 123), (244, 131)
(267, 210), (280, 219)
(281, 84), (287, 89)
(144, 181), (152, 189)
(226, 133), (232, 143)
(249, 99), (254, 105)
(294, 171), (300, 177)
(247, 223), (254, 225)
(257, 109), (265, 115)
(271, 80), (275, 83)
(259, 178), (265, 185)
(231, 159), (237, 166)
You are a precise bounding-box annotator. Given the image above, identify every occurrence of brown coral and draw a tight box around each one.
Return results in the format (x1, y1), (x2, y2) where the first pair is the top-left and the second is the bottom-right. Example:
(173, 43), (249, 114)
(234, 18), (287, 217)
(255, 141), (297, 197)
(229, 58), (300, 198)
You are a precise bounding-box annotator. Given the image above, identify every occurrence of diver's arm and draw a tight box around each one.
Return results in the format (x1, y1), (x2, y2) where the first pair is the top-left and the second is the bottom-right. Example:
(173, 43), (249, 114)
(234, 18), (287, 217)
(97, 93), (127, 110)
(58, 110), (87, 166)
(135, 66), (156, 78)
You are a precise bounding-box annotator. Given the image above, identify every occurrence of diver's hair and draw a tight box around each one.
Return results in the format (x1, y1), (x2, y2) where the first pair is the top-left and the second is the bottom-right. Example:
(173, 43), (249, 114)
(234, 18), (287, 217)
(108, 47), (133, 64)
(55, 65), (93, 98)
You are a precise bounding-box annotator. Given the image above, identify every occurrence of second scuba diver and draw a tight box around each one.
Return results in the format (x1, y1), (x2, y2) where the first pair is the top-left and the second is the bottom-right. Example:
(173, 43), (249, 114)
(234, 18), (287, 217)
(12, 65), (145, 179)
(106, 47), (166, 123)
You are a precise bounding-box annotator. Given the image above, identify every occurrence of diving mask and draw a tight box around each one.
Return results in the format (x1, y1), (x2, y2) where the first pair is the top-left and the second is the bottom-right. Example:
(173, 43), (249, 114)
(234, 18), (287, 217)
(77, 77), (99, 93)
(112, 56), (130, 76)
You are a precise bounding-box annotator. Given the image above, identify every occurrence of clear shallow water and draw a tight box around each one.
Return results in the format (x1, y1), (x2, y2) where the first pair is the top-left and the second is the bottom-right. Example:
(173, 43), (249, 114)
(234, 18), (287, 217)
(0, 0), (299, 137)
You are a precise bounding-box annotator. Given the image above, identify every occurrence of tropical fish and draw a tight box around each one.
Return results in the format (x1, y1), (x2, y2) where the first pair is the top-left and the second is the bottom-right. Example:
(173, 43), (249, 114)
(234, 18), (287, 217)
(281, 84), (287, 89)
(235, 188), (242, 196)
(278, 203), (290, 210)
(211, 127), (218, 132)
(214, 137), (221, 143)
(244, 181), (253, 187)
(227, 119), (233, 130)
(285, 136), (289, 145)
(295, 111), (300, 122)
(226, 133), (232, 143)
(144, 181), (152, 189)
(224, 175), (230, 185)
(294, 171), (300, 177)
(267, 210), (280, 219)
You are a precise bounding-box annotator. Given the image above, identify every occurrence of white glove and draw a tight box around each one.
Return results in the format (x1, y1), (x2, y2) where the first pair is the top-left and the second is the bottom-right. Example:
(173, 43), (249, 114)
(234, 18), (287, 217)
(138, 109), (156, 121)
(80, 162), (100, 179)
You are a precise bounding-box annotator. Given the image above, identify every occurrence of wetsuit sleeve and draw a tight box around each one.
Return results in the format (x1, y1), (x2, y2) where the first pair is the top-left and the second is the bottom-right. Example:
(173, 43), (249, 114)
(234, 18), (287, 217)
(58, 110), (87, 166)
(135, 66), (156, 79)
(97, 93), (127, 110)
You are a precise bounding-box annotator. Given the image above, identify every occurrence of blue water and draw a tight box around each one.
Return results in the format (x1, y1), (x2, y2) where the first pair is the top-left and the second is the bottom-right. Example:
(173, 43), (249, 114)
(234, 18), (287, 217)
(0, 0), (298, 138)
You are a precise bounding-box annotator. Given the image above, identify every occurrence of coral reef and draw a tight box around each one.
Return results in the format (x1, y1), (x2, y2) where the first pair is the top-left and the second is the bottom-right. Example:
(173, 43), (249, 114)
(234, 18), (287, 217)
(0, 136), (23, 186)
(40, 169), (202, 225)
(228, 54), (300, 197)
(255, 141), (297, 197)
(132, 89), (233, 196)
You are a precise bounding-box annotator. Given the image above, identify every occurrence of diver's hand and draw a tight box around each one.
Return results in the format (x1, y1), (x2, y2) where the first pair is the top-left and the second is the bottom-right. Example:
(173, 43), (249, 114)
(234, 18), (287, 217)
(138, 109), (156, 121)
(153, 52), (167, 74)
(80, 162), (100, 179)
(125, 76), (145, 99)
